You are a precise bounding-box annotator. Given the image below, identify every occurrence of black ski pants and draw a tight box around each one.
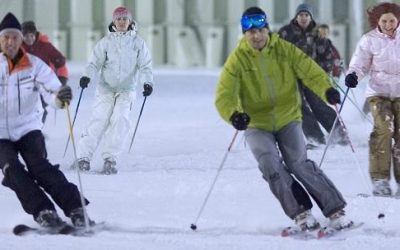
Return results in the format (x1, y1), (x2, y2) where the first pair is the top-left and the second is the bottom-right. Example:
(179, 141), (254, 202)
(0, 130), (88, 219)
(300, 83), (338, 144)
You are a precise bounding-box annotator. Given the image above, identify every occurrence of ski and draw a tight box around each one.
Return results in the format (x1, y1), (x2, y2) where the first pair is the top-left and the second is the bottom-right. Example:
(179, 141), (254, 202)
(13, 222), (105, 236)
(82, 170), (117, 175)
(317, 222), (364, 239)
(13, 223), (76, 236)
(357, 193), (400, 199)
(281, 226), (319, 239)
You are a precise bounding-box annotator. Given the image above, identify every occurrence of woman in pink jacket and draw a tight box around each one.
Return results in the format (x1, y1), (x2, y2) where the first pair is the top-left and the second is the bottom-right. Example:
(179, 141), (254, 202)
(345, 2), (400, 197)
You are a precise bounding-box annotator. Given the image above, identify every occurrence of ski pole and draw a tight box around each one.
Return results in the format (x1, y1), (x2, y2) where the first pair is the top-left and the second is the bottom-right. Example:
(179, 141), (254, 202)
(330, 76), (372, 124)
(65, 103), (91, 232)
(329, 104), (385, 220)
(128, 96), (147, 152)
(54, 109), (57, 126)
(63, 88), (84, 157)
(190, 130), (239, 231)
(318, 87), (350, 168)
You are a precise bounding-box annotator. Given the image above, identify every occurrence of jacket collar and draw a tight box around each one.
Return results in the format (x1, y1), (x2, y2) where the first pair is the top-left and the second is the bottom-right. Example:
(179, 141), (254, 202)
(5, 48), (32, 73)
(240, 32), (279, 56)
(375, 27), (398, 39)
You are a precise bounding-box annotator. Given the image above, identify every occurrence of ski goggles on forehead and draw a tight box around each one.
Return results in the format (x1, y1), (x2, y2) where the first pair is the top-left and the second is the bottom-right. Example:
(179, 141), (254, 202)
(240, 14), (268, 32)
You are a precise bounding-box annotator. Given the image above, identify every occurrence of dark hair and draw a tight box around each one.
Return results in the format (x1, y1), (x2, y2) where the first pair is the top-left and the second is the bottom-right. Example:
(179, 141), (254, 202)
(242, 6), (266, 18)
(367, 2), (400, 29)
(318, 24), (329, 30)
(21, 21), (37, 35)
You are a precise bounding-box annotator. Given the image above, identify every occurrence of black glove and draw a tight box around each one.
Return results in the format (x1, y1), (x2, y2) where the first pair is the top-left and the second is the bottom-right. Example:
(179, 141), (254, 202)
(143, 83), (153, 96)
(345, 72), (358, 88)
(325, 87), (341, 105)
(56, 85), (72, 107)
(80, 76), (90, 89)
(230, 112), (250, 130)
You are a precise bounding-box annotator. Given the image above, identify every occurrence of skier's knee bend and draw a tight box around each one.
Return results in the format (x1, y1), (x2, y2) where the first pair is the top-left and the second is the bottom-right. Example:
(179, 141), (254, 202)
(291, 159), (320, 175)
(1, 161), (25, 187)
(1, 159), (24, 174)
(1, 162), (11, 187)
(258, 153), (281, 182)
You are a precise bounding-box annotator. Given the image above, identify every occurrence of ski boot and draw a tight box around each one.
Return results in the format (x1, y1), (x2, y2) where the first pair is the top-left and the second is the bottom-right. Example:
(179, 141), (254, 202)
(69, 207), (95, 228)
(294, 210), (320, 231)
(332, 126), (349, 146)
(35, 210), (65, 228)
(77, 157), (90, 171)
(394, 183), (400, 198)
(328, 209), (354, 230)
(372, 179), (392, 197)
(102, 157), (118, 175)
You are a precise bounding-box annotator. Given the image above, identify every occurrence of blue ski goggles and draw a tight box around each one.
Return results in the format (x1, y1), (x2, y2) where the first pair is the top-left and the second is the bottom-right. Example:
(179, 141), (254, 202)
(240, 14), (268, 32)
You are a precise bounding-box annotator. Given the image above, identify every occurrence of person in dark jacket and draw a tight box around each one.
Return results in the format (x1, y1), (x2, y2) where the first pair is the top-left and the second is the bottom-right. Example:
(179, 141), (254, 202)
(22, 21), (69, 124)
(278, 3), (347, 147)
(316, 24), (343, 78)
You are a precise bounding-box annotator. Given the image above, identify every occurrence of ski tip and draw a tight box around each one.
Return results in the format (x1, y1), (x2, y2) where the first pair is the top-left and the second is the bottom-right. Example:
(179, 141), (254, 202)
(13, 224), (32, 236)
(281, 230), (289, 237)
(317, 229), (327, 239)
(281, 227), (298, 237)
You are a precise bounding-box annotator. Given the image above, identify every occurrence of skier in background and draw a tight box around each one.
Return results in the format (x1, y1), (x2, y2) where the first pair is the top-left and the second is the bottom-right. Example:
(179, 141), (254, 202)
(315, 24), (343, 79)
(215, 6), (353, 231)
(76, 6), (153, 174)
(0, 12), (91, 228)
(279, 3), (348, 148)
(22, 21), (69, 124)
(345, 2), (400, 197)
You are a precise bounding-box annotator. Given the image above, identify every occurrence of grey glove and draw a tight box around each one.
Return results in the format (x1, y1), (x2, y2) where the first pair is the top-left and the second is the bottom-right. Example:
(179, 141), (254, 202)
(56, 85), (72, 108)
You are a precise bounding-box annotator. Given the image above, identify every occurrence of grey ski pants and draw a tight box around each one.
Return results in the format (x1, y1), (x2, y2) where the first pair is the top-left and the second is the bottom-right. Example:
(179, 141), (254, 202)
(245, 122), (346, 219)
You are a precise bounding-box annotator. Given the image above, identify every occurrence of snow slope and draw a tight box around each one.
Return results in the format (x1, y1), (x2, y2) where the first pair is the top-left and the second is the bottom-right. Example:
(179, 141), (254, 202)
(1, 64), (400, 250)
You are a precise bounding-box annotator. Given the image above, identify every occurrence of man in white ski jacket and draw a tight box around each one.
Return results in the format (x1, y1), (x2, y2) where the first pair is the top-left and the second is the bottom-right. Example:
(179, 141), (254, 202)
(0, 27), (65, 141)
(76, 6), (153, 174)
(0, 12), (92, 228)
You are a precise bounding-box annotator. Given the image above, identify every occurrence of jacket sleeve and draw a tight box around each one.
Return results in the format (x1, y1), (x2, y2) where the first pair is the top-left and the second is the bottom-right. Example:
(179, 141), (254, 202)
(33, 57), (62, 109)
(277, 25), (290, 41)
(46, 43), (66, 68)
(215, 52), (242, 123)
(137, 37), (153, 86)
(331, 43), (342, 77)
(347, 35), (372, 81)
(288, 42), (332, 102)
(315, 38), (334, 73)
(83, 37), (107, 79)
(46, 43), (69, 79)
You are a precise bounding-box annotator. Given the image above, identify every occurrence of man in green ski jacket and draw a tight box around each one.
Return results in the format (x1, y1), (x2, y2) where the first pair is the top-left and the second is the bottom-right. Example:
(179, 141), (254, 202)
(215, 6), (353, 231)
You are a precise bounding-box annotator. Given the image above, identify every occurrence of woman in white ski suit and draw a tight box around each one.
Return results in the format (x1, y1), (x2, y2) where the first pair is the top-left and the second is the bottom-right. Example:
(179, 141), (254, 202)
(76, 7), (153, 174)
(345, 2), (400, 196)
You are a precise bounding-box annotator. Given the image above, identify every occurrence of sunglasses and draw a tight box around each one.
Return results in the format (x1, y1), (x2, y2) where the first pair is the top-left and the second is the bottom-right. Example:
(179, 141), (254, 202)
(240, 14), (267, 32)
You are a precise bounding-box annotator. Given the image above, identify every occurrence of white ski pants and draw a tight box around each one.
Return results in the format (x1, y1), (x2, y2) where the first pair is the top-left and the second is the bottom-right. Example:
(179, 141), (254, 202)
(77, 88), (136, 161)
